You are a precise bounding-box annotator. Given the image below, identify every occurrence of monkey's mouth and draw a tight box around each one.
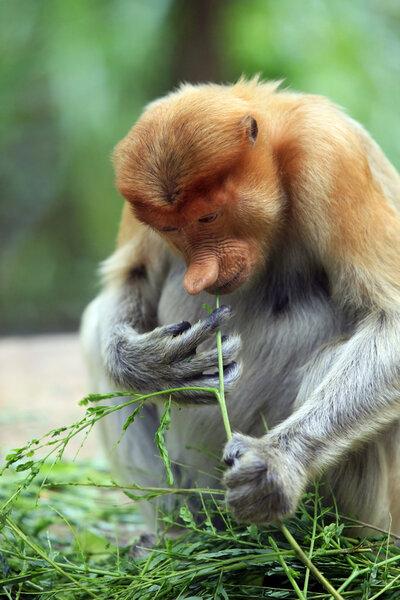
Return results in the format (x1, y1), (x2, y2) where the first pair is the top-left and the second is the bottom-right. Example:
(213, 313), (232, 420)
(209, 267), (246, 295)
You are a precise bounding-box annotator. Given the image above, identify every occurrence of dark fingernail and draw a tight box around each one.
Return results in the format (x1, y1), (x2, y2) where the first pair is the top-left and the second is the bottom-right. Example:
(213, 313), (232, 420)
(185, 349), (196, 361)
(213, 305), (231, 316)
(171, 321), (191, 336)
(223, 361), (237, 375)
(209, 306), (231, 329)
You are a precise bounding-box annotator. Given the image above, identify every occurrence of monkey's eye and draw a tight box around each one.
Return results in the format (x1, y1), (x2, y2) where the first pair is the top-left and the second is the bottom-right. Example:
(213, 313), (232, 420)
(198, 214), (218, 223)
(161, 226), (178, 232)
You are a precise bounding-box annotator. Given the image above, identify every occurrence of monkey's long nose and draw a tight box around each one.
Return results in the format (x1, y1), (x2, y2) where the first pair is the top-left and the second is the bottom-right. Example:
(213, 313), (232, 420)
(183, 254), (219, 295)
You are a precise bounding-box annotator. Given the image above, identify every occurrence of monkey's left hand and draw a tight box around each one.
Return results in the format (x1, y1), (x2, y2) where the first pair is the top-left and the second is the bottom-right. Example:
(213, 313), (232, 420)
(223, 433), (306, 523)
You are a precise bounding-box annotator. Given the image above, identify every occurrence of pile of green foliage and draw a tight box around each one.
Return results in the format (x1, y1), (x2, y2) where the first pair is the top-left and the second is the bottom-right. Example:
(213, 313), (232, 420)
(1, 395), (400, 599)
(1, 454), (400, 599)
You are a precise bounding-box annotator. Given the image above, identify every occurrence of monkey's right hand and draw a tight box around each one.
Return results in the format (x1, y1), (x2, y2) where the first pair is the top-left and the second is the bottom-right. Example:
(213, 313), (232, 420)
(105, 306), (241, 403)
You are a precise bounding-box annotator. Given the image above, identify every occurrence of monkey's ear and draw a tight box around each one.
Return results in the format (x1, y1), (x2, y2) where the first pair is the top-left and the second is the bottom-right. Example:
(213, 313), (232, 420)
(241, 114), (258, 144)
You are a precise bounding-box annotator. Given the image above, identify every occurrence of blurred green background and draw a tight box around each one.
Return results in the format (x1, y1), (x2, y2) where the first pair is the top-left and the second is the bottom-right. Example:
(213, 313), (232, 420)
(1, 0), (399, 334)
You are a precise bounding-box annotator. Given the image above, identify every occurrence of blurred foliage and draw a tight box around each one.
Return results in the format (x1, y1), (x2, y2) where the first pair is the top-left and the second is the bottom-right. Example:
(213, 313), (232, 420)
(0, 0), (399, 334)
(0, 0), (173, 333)
(224, 0), (400, 161)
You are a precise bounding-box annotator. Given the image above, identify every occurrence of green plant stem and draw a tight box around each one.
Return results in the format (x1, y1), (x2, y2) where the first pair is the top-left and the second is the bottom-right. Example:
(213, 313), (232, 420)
(215, 294), (232, 440)
(44, 481), (225, 495)
(269, 536), (306, 600)
(368, 572), (400, 600)
(280, 522), (345, 600)
(303, 482), (319, 597)
(336, 553), (400, 594)
(4, 516), (101, 599)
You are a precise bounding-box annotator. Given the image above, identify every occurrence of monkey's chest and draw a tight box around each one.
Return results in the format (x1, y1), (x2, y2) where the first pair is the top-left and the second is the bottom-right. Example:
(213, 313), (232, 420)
(158, 259), (342, 431)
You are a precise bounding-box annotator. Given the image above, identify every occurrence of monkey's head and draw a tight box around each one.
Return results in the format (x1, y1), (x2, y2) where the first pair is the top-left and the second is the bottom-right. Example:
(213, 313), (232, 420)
(113, 82), (284, 295)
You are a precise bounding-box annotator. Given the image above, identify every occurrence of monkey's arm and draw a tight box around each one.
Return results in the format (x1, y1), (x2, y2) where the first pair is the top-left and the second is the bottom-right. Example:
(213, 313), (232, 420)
(224, 311), (400, 522)
(223, 98), (400, 523)
(81, 206), (241, 403)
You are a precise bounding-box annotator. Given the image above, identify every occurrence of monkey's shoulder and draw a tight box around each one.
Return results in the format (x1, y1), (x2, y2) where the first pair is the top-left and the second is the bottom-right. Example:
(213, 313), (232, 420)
(102, 227), (171, 289)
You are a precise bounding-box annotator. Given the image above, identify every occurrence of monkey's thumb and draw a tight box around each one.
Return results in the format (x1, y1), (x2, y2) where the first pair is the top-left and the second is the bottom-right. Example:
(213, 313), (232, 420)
(183, 255), (219, 295)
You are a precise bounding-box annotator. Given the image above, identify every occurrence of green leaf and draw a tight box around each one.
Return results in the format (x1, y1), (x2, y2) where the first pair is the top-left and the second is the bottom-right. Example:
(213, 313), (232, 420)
(15, 461), (34, 472)
(154, 397), (173, 485)
(73, 530), (113, 556)
(179, 505), (196, 528)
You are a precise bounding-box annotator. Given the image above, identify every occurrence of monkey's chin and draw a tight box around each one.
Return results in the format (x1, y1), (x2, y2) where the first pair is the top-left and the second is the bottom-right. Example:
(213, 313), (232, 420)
(207, 267), (248, 295)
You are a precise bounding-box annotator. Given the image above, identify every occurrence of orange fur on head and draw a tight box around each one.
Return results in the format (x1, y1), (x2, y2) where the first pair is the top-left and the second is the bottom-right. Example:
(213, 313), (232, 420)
(113, 84), (257, 207)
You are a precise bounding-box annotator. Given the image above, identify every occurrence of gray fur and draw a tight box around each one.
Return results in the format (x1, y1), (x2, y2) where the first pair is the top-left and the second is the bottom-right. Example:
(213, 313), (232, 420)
(81, 246), (400, 532)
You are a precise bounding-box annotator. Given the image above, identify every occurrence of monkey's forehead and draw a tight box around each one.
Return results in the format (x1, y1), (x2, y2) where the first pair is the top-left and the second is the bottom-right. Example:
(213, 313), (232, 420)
(113, 80), (279, 209)
(122, 83), (258, 163)
(131, 184), (234, 228)
(114, 115), (250, 208)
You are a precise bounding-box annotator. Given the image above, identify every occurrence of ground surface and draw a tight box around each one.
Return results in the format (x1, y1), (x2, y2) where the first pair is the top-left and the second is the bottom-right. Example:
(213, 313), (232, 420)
(0, 333), (97, 459)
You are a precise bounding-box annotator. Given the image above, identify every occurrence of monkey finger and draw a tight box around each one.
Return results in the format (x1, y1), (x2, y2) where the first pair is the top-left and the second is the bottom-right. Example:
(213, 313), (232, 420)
(207, 305), (232, 328)
(172, 334), (241, 376)
(168, 386), (220, 405)
(224, 462), (287, 524)
(226, 484), (293, 524)
(225, 490), (266, 523)
(224, 456), (298, 524)
(168, 321), (192, 337)
(223, 433), (255, 467)
(221, 333), (241, 358)
(157, 361), (242, 405)
(147, 320), (192, 341)
(224, 457), (268, 487)
(222, 360), (242, 392)
(184, 361), (241, 392)
(168, 306), (233, 359)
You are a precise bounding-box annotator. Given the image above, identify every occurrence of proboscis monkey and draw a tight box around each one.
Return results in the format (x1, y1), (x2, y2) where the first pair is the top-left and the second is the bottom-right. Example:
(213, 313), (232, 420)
(81, 78), (400, 533)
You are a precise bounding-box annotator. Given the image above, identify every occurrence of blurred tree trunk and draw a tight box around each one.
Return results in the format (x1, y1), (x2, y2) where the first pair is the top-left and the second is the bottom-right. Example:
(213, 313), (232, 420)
(167, 0), (226, 85)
